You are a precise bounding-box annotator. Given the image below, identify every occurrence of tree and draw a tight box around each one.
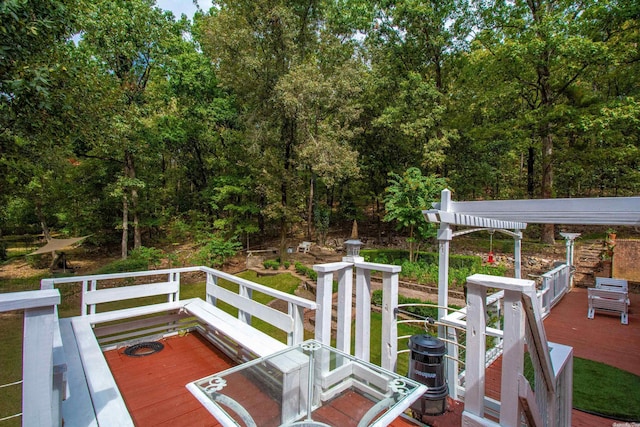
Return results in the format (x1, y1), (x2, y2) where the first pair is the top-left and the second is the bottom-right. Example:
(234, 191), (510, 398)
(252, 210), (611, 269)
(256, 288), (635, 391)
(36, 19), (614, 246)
(80, 0), (182, 257)
(0, 0), (86, 239)
(199, 0), (364, 255)
(383, 167), (447, 262)
(472, 0), (638, 243)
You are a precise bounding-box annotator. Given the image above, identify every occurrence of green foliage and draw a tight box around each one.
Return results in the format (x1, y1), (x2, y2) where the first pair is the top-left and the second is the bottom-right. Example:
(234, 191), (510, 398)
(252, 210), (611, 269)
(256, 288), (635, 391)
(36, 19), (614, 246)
(263, 259), (280, 270)
(196, 234), (242, 268)
(362, 248), (503, 287)
(294, 262), (317, 281)
(94, 258), (149, 275)
(383, 168), (447, 262)
(128, 246), (164, 269)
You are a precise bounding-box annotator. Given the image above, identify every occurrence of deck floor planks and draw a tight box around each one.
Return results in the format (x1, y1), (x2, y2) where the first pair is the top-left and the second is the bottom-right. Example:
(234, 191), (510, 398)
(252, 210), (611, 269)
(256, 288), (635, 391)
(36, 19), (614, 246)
(104, 286), (640, 426)
(105, 331), (419, 426)
(105, 332), (234, 426)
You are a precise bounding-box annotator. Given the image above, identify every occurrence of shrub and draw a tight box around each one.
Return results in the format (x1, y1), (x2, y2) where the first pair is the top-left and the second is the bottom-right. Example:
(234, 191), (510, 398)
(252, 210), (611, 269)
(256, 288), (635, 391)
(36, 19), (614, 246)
(263, 259), (280, 270)
(196, 234), (242, 267)
(294, 262), (317, 280)
(129, 246), (164, 268)
(95, 258), (149, 274)
(372, 290), (442, 319)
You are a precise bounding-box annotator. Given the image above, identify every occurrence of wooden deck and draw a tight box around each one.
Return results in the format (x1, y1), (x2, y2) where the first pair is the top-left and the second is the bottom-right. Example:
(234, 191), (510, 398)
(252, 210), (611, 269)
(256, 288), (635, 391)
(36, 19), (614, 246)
(104, 287), (640, 426)
(105, 332), (422, 426)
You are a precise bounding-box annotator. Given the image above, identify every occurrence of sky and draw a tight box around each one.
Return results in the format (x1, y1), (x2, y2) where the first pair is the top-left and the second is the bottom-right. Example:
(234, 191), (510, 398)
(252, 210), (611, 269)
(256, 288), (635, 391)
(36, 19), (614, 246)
(155, 0), (213, 20)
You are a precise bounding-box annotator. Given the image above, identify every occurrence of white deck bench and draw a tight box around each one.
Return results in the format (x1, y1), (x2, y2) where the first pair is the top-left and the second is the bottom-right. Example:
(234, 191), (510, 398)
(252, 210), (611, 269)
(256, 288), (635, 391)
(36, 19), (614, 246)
(587, 288), (629, 325)
(595, 277), (630, 305)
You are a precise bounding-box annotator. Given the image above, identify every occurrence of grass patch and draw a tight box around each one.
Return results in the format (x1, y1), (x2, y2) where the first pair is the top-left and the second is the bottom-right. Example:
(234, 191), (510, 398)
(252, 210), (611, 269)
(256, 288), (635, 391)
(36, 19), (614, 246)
(573, 357), (640, 421)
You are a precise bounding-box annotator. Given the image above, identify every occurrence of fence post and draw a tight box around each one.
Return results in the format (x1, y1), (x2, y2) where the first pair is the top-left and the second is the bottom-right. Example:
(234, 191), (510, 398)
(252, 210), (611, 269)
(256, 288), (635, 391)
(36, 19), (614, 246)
(355, 265), (371, 362)
(381, 268), (400, 372)
(314, 268), (335, 346)
(335, 265), (353, 354)
(499, 289), (525, 426)
(463, 280), (487, 417)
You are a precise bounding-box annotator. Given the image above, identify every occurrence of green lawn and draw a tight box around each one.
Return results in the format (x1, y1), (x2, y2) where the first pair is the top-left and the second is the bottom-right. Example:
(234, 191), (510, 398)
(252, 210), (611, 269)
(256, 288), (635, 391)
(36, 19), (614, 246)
(573, 357), (640, 421)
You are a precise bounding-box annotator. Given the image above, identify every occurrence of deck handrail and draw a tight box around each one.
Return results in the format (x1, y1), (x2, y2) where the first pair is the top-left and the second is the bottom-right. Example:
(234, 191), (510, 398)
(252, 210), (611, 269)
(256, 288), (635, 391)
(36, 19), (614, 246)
(41, 266), (317, 346)
(539, 263), (572, 316)
(0, 289), (62, 427)
(313, 261), (402, 371)
(462, 274), (572, 427)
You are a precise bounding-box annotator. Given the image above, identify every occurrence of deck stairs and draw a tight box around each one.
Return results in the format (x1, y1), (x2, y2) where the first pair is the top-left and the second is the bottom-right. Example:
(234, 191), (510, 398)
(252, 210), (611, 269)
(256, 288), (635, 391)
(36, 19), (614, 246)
(574, 242), (607, 287)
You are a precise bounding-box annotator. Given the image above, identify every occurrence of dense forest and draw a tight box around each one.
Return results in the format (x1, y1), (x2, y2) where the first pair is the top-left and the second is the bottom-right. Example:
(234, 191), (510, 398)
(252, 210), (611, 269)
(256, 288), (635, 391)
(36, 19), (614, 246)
(2, 0), (639, 257)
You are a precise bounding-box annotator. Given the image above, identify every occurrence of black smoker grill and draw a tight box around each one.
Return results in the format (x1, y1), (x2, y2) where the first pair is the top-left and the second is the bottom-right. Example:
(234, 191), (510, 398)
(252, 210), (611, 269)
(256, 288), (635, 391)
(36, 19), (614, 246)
(407, 334), (448, 417)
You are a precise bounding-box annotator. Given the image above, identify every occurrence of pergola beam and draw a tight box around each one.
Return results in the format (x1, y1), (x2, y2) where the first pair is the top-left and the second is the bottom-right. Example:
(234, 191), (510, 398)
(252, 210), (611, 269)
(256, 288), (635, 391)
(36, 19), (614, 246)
(423, 209), (528, 230)
(434, 197), (640, 226)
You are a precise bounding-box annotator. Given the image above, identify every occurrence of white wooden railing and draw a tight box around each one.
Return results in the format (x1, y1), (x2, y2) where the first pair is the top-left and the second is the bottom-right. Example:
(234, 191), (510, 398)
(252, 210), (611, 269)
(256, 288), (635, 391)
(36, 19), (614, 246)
(436, 263), (573, 402)
(313, 261), (401, 372)
(538, 264), (572, 317)
(41, 266), (316, 347)
(462, 274), (573, 427)
(0, 289), (62, 427)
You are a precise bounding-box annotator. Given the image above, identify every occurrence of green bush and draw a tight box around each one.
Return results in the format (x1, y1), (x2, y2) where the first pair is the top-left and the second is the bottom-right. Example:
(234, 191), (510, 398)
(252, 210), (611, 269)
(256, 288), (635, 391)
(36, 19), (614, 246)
(95, 258), (149, 274)
(196, 234), (242, 267)
(361, 249), (480, 270)
(294, 262), (317, 280)
(372, 290), (442, 319)
(128, 246), (164, 268)
(263, 259), (280, 270)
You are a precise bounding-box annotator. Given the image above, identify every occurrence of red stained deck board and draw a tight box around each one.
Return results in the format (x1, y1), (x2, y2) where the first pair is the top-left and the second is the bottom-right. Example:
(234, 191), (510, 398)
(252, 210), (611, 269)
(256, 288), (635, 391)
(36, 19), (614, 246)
(105, 332), (233, 426)
(312, 391), (375, 426)
(105, 332), (422, 426)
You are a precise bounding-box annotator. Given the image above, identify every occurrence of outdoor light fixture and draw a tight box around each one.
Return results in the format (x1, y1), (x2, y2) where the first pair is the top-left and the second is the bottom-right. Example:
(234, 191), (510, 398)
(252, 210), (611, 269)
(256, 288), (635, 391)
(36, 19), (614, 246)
(344, 239), (363, 258)
(343, 220), (364, 262)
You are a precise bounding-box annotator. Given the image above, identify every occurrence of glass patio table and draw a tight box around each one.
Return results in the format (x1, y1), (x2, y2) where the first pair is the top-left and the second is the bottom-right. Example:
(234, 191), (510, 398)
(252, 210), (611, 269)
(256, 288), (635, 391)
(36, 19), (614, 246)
(187, 340), (427, 427)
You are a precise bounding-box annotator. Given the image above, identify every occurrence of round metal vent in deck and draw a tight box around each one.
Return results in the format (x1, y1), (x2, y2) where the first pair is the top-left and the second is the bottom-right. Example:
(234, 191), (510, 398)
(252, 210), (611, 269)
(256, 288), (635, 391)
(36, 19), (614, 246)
(124, 341), (164, 357)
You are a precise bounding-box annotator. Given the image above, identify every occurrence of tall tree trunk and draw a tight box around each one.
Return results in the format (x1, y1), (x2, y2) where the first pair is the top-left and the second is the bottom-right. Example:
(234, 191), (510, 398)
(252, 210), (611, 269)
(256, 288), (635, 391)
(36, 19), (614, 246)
(279, 116), (295, 262)
(35, 202), (51, 242)
(527, 145), (535, 197)
(121, 194), (129, 259)
(124, 151), (142, 250)
(541, 130), (555, 244)
(306, 173), (314, 241)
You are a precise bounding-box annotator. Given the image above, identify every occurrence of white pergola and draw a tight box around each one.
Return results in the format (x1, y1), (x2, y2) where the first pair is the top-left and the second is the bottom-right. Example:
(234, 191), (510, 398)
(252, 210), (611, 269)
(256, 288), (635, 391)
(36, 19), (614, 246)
(423, 189), (640, 336)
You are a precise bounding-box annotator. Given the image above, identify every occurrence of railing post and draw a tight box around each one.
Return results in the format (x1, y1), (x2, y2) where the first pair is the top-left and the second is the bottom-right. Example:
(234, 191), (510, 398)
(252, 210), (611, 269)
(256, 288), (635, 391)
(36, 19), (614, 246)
(23, 305), (57, 426)
(335, 265), (353, 354)
(1, 290), (64, 427)
(499, 289), (525, 426)
(463, 280), (487, 418)
(355, 265), (371, 362)
(206, 272), (218, 305)
(314, 269), (335, 346)
(381, 269), (399, 372)
(446, 325), (460, 399)
(238, 284), (252, 324)
(514, 230), (522, 279)
(288, 302), (305, 346)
